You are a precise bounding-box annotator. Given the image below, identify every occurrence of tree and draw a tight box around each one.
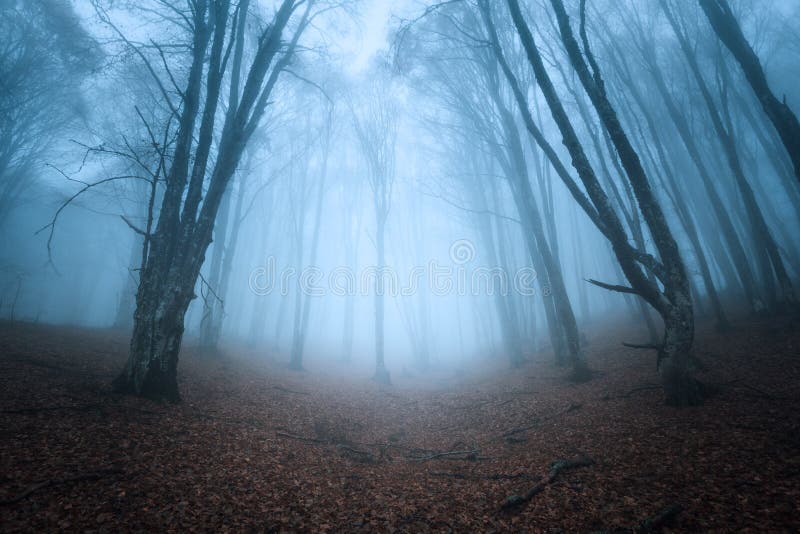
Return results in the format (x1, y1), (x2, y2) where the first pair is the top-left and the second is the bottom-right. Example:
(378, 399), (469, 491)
(699, 0), (800, 184)
(502, 0), (701, 405)
(288, 104), (333, 370)
(399, 5), (586, 373)
(110, 0), (314, 401)
(0, 0), (98, 226)
(351, 82), (397, 385)
(621, 10), (764, 313)
(660, 0), (795, 308)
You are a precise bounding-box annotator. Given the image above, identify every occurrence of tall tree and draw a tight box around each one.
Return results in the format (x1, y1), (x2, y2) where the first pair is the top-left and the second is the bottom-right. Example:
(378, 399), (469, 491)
(351, 83), (397, 385)
(699, 0), (800, 184)
(289, 103), (333, 370)
(661, 0), (795, 308)
(0, 0), (98, 226)
(111, 0), (313, 401)
(502, 0), (701, 405)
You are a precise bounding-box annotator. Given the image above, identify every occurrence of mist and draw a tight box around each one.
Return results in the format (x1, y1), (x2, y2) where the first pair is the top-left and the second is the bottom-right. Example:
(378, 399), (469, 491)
(2, 0), (799, 530)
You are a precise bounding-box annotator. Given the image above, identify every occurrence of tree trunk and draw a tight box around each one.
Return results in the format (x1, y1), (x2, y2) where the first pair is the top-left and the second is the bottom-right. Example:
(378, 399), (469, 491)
(614, 76), (730, 330)
(113, 0), (304, 400)
(373, 213), (390, 384)
(113, 266), (193, 402)
(659, 296), (701, 406)
(340, 211), (360, 362)
(484, 169), (527, 367)
(206, 175), (247, 349)
(699, 0), (800, 184)
(482, 52), (587, 378)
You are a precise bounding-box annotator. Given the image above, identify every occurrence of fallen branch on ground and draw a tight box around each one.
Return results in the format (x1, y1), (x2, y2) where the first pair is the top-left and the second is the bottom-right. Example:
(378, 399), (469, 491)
(0, 404), (104, 414)
(430, 471), (535, 481)
(408, 449), (480, 462)
(502, 456), (594, 510)
(275, 431), (324, 443)
(0, 468), (124, 506)
(602, 384), (661, 401)
(273, 385), (310, 396)
(622, 342), (661, 350)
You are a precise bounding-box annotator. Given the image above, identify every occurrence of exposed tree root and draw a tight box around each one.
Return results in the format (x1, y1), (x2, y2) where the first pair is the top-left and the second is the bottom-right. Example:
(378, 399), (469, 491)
(336, 444), (377, 463)
(502, 456), (594, 510)
(0, 469), (124, 506)
(594, 503), (683, 533)
(274, 431), (480, 464)
(502, 421), (540, 439)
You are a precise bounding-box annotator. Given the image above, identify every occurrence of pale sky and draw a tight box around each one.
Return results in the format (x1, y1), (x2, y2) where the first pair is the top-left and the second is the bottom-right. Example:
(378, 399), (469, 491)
(345, 0), (394, 74)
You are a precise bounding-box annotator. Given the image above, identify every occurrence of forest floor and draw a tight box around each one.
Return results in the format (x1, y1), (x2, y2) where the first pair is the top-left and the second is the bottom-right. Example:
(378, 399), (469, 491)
(0, 316), (799, 532)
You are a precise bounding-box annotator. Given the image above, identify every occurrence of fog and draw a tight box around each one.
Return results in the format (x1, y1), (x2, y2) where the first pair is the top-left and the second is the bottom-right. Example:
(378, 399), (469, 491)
(1, 0), (799, 397)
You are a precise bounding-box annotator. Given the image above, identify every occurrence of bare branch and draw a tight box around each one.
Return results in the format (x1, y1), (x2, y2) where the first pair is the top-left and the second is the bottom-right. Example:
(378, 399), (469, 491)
(585, 278), (640, 295)
(120, 215), (148, 236)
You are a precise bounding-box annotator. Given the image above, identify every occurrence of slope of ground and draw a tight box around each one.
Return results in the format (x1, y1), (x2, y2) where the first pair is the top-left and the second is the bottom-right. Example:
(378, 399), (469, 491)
(1, 316), (799, 532)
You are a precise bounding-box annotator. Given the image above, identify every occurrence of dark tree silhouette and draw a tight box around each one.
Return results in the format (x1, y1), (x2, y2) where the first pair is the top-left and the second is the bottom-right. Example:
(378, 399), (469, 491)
(502, 0), (701, 405)
(699, 0), (800, 184)
(112, 0), (312, 401)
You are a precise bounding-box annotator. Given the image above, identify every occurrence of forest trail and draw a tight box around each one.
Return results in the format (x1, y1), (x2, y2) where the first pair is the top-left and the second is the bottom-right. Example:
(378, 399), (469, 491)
(1, 317), (799, 531)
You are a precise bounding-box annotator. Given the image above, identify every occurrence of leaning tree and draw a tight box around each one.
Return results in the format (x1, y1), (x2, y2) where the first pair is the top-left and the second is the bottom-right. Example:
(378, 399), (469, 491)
(494, 0), (701, 405)
(698, 0), (800, 184)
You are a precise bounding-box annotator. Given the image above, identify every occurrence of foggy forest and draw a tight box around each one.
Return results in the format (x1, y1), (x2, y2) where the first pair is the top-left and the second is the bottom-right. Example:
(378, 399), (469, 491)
(1, 0), (799, 530)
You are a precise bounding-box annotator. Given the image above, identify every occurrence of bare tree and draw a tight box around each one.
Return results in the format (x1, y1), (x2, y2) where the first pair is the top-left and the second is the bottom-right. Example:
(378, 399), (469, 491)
(699, 0), (800, 184)
(660, 0), (795, 308)
(501, 0), (701, 405)
(0, 0), (98, 226)
(289, 103), (334, 370)
(107, 0), (314, 401)
(351, 82), (397, 385)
